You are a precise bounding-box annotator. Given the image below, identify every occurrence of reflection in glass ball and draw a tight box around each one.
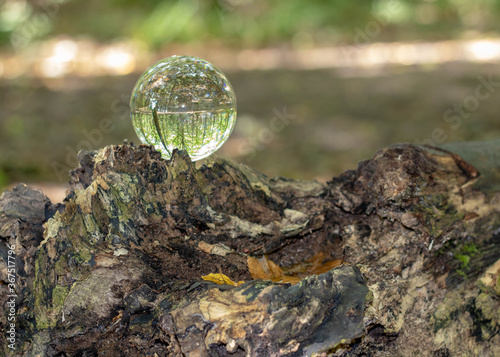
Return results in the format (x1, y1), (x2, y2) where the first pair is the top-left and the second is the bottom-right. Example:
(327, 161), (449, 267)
(130, 55), (237, 161)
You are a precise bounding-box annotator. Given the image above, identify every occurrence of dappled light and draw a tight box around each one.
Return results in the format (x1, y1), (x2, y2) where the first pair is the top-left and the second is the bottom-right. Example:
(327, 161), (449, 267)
(3, 38), (500, 80)
(0, 0), (499, 194)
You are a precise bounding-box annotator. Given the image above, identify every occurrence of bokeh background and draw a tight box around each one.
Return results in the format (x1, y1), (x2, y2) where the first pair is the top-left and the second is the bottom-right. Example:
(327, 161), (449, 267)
(1, 0), (500, 202)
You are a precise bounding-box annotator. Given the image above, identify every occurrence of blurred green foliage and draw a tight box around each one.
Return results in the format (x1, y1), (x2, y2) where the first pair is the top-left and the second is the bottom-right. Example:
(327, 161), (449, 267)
(1, 0), (500, 190)
(2, 0), (500, 50)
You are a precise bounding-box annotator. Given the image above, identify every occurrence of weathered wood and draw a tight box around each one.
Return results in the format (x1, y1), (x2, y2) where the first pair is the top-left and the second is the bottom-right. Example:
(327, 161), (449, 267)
(1, 141), (499, 356)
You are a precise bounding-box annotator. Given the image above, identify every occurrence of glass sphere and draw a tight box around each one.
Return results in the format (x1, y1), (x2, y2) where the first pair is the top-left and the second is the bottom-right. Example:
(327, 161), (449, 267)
(130, 55), (237, 161)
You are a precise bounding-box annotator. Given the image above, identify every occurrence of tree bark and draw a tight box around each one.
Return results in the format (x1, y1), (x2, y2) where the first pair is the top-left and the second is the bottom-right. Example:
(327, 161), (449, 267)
(1, 141), (499, 356)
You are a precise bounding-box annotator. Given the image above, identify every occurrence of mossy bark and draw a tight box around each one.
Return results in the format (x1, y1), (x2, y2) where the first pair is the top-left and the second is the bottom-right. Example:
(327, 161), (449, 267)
(1, 141), (499, 356)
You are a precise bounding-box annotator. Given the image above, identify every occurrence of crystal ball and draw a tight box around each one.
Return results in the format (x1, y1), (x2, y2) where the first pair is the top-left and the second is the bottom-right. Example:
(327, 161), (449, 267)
(130, 55), (237, 161)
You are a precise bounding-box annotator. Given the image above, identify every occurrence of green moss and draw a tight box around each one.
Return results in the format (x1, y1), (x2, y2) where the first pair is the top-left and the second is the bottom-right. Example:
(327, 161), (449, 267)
(67, 231), (94, 265)
(116, 173), (139, 203)
(455, 243), (478, 277)
(83, 214), (100, 237)
(461, 243), (479, 255)
(33, 253), (49, 305)
(412, 193), (464, 236)
(99, 178), (139, 232)
(54, 255), (68, 276)
(34, 312), (50, 330)
(52, 285), (70, 307)
(33, 251), (70, 330)
(432, 287), (470, 332)
(364, 289), (374, 304)
(474, 292), (500, 340)
(241, 281), (273, 302)
(78, 247), (93, 263)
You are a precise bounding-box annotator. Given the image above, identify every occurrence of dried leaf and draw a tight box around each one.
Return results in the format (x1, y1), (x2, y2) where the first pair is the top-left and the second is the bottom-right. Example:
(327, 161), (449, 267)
(310, 257), (343, 275)
(247, 253), (343, 285)
(247, 256), (301, 284)
(202, 273), (244, 286)
(248, 256), (282, 282)
(283, 252), (343, 277)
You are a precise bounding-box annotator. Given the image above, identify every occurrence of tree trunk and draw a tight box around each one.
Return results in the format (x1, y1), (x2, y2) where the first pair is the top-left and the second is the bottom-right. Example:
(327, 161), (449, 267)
(1, 141), (499, 356)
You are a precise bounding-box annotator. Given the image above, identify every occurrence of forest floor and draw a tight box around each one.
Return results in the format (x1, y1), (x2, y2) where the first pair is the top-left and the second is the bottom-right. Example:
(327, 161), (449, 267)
(1, 60), (500, 202)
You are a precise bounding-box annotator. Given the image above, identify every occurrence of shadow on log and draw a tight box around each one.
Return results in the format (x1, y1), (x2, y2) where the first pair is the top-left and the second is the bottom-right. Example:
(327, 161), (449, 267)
(1, 141), (499, 356)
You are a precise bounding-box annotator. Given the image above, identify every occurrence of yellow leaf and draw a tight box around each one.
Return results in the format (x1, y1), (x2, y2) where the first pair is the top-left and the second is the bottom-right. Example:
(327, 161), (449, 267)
(202, 273), (244, 286)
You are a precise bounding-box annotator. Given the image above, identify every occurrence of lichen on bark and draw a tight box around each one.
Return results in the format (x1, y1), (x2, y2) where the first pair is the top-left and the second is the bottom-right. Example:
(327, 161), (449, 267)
(1, 140), (499, 356)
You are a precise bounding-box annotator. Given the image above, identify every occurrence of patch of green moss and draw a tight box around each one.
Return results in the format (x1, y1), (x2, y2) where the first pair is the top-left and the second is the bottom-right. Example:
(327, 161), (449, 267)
(241, 281), (273, 302)
(472, 292), (500, 341)
(83, 214), (100, 237)
(33, 251), (70, 330)
(412, 193), (464, 236)
(67, 231), (94, 265)
(455, 243), (478, 277)
(431, 287), (470, 332)
(116, 173), (139, 203)
(54, 255), (68, 276)
(52, 285), (70, 307)
(33, 253), (50, 305)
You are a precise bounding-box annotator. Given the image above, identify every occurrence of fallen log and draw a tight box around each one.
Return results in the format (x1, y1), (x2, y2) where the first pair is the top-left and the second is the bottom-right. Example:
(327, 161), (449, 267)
(1, 140), (499, 356)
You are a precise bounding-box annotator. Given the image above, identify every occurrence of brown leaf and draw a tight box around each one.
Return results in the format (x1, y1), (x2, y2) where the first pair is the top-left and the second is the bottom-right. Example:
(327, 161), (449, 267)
(247, 253), (343, 285)
(247, 256), (301, 284)
(247, 256), (284, 282)
(310, 257), (343, 275)
(283, 252), (343, 277)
